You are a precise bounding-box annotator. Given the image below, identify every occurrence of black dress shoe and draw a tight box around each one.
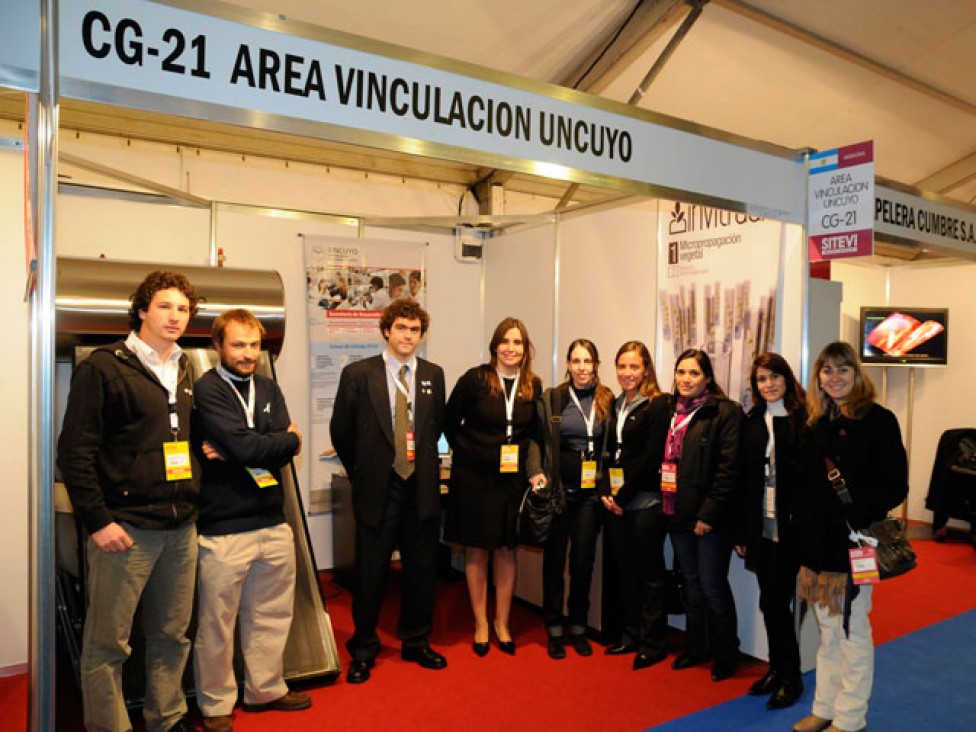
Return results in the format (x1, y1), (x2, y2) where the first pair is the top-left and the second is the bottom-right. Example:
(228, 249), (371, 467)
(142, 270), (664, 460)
(711, 658), (739, 682)
(632, 650), (667, 670)
(570, 633), (592, 657)
(473, 641), (490, 657)
(401, 645), (447, 670)
(605, 642), (637, 656)
(492, 624), (516, 655)
(748, 669), (783, 696)
(671, 652), (703, 670)
(547, 635), (566, 660)
(767, 676), (804, 709)
(346, 660), (371, 684)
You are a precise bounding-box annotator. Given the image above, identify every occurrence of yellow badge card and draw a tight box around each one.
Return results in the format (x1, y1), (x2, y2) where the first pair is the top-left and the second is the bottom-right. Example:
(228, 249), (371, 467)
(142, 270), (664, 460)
(609, 467), (624, 496)
(246, 467), (279, 489)
(580, 460), (597, 489)
(164, 441), (192, 482)
(500, 444), (519, 473)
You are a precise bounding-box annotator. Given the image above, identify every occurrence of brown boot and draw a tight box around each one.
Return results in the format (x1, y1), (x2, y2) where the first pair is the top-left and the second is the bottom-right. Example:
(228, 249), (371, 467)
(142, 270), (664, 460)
(792, 715), (832, 732)
(201, 715), (233, 732)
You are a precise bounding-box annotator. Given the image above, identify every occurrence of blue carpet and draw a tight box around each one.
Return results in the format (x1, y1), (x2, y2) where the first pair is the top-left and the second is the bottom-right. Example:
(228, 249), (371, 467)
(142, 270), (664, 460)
(649, 609), (976, 731)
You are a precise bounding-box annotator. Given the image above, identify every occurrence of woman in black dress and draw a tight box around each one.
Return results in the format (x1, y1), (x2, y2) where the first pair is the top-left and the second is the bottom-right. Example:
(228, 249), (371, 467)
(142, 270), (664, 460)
(539, 338), (614, 659)
(444, 317), (544, 656)
(736, 352), (806, 709)
(601, 341), (672, 670)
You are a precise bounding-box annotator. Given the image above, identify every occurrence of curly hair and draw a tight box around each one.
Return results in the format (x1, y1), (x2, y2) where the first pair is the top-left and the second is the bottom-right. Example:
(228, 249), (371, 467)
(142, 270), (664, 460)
(128, 270), (200, 331)
(379, 299), (430, 338)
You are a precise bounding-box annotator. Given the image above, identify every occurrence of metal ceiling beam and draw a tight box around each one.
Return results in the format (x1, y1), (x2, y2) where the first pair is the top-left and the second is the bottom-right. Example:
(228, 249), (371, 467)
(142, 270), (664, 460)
(628, 0), (708, 105)
(716, 0), (976, 119)
(914, 150), (976, 195)
(557, 0), (688, 93)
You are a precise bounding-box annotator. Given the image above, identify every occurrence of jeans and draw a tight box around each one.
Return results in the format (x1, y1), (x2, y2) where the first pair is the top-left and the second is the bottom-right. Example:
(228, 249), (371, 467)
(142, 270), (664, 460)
(670, 527), (739, 663)
(605, 504), (668, 655)
(542, 492), (601, 633)
(82, 522), (197, 732)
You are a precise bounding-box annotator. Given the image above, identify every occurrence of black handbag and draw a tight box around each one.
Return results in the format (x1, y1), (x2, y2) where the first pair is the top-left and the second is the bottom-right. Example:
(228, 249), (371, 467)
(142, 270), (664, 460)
(517, 481), (560, 547)
(825, 456), (917, 579)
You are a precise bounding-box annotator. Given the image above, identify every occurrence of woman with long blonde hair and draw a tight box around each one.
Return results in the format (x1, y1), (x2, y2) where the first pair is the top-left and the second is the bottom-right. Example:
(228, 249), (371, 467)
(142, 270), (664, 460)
(792, 342), (908, 732)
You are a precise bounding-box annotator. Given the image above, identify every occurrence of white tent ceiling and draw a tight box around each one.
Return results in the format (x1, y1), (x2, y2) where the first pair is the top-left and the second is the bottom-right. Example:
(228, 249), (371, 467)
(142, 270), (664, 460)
(3, 0), (974, 246)
(219, 0), (976, 205)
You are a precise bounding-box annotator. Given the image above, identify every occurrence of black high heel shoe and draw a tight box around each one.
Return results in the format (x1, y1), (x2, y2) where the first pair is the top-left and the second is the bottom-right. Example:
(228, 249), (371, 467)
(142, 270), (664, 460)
(492, 623), (516, 655)
(472, 641), (490, 657)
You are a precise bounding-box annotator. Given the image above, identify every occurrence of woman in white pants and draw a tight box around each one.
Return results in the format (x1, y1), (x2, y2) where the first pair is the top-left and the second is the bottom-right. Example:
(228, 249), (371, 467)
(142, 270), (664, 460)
(793, 342), (908, 732)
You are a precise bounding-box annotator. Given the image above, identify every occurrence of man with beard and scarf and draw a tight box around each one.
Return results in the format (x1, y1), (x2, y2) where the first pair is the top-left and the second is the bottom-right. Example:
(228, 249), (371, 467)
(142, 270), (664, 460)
(192, 309), (310, 732)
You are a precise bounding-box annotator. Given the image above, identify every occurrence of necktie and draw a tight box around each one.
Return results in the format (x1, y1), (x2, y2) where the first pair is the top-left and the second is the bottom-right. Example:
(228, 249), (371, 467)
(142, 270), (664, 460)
(394, 364), (414, 479)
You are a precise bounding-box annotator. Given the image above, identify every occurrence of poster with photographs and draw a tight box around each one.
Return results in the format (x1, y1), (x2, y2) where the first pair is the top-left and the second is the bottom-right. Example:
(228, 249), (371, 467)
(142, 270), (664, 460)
(656, 200), (784, 408)
(303, 235), (425, 514)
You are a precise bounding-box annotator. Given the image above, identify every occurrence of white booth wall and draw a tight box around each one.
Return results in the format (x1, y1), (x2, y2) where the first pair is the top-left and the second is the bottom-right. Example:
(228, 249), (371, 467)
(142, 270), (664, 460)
(0, 146), (31, 673)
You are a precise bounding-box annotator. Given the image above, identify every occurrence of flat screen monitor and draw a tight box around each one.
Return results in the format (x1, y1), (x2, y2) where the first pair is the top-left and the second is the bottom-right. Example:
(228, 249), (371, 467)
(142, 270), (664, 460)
(859, 307), (948, 366)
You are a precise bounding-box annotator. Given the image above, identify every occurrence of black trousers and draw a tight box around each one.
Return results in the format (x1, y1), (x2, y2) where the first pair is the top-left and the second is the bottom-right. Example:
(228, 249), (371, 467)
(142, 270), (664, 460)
(542, 492), (601, 632)
(605, 503), (668, 655)
(755, 537), (801, 677)
(348, 473), (439, 662)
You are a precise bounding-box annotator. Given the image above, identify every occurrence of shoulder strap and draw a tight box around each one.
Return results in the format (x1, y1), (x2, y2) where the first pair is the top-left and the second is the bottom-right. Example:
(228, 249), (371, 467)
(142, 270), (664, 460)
(824, 455), (854, 506)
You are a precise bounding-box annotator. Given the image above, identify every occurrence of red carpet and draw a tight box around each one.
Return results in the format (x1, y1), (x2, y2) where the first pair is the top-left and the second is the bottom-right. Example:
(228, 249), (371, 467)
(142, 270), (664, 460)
(4, 537), (974, 731)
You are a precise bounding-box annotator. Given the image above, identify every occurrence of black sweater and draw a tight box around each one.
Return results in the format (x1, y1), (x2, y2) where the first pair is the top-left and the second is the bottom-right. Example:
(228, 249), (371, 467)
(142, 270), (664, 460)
(57, 340), (199, 533)
(193, 369), (299, 536)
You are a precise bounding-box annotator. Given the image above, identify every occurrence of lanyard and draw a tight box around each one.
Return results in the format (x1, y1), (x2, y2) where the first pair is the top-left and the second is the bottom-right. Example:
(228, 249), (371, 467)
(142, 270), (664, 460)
(569, 387), (596, 454)
(498, 369), (520, 442)
(384, 353), (414, 423)
(217, 363), (256, 429)
(614, 394), (646, 461)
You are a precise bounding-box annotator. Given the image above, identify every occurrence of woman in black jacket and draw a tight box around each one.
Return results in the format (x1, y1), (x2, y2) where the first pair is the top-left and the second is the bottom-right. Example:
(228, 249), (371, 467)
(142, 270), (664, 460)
(736, 352), (806, 709)
(791, 342), (908, 732)
(539, 338), (614, 659)
(601, 341), (671, 670)
(666, 348), (743, 681)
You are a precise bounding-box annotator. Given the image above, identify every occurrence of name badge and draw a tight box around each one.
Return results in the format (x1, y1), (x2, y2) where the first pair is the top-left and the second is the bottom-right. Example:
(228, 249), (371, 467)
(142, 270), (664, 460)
(609, 467), (624, 496)
(500, 444), (519, 473)
(661, 461), (678, 516)
(660, 462), (677, 493)
(164, 441), (192, 482)
(246, 467), (279, 489)
(580, 460), (597, 489)
(406, 430), (416, 462)
(850, 546), (880, 585)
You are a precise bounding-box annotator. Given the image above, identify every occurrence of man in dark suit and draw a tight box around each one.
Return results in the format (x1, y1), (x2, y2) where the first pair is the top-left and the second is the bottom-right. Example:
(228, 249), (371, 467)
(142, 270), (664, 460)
(330, 299), (447, 684)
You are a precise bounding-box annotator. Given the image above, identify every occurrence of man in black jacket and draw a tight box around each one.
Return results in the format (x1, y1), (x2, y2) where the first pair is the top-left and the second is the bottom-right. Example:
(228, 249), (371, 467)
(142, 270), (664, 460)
(58, 270), (200, 732)
(330, 299), (447, 684)
(192, 309), (309, 732)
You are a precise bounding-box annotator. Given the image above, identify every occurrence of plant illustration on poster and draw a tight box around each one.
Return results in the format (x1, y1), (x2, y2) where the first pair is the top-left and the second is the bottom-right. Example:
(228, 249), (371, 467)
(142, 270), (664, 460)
(656, 201), (785, 408)
(303, 235), (426, 515)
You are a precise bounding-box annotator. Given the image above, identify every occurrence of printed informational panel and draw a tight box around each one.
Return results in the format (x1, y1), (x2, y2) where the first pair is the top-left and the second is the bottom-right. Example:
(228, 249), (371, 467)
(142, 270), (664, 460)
(656, 201), (784, 407)
(808, 141), (874, 261)
(303, 235), (424, 514)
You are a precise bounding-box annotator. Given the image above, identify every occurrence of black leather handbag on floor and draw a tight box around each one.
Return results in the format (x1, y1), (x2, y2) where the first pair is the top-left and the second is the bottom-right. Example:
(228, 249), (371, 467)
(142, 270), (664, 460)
(825, 455), (917, 579)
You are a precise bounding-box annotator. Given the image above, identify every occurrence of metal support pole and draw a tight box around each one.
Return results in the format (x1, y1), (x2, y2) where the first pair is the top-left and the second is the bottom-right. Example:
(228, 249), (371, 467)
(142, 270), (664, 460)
(903, 368), (915, 523)
(551, 216), (561, 385)
(628, 0), (708, 105)
(29, 0), (59, 729)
